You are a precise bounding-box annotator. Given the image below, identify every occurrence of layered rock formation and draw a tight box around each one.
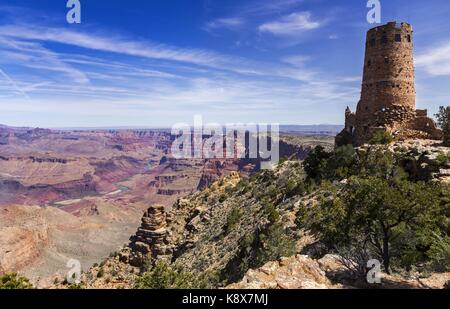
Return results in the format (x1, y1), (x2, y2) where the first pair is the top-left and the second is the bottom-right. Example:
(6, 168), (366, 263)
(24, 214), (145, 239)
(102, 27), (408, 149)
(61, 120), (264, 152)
(121, 205), (170, 267)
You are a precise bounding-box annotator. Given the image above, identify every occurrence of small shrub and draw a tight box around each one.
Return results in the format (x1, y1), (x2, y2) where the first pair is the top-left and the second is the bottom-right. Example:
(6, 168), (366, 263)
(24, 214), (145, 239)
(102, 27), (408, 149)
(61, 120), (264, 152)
(427, 235), (450, 272)
(370, 131), (394, 145)
(278, 156), (289, 165)
(222, 223), (296, 284)
(235, 180), (249, 194)
(135, 261), (197, 289)
(224, 208), (242, 234)
(225, 185), (234, 195)
(303, 146), (332, 181)
(0, 273), (34, 289)
(265, 185), (278, 200)
(218, 193), (228, 203)
(266, 206), (280, 223)
(109, 251), (118, 258)
(334, 241), (374, 282)
(436, 152), (450, 166)
(261, 200), (280, 223)
(253, 223), (297, 268)
(68, 283), (85, 289)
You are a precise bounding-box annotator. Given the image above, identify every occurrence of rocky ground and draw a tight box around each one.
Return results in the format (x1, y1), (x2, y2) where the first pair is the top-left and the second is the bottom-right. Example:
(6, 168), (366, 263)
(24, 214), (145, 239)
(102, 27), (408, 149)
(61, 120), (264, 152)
(390, 139), (450, 182)
(227, 254), (450, 289)
(227, 255), (343, 289)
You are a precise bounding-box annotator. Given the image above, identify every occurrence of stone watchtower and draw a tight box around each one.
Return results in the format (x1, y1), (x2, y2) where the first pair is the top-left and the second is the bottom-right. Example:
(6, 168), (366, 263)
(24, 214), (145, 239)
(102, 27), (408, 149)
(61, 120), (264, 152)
(336, 22), (442, 146)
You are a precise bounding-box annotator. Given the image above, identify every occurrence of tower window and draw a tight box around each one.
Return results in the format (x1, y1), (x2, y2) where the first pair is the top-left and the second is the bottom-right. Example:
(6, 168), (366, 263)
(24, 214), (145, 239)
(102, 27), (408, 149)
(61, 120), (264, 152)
(367, 60), (371, 67)
(370, 37), (376, 47)
(407, 35), (411, 42)
(381, 36), (388, 44)
(395, 34), (401, 42)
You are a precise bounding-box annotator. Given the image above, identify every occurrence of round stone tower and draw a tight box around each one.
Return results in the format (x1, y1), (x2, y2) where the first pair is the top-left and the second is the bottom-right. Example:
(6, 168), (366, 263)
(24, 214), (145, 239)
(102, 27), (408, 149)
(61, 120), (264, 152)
(355, 22), (416, 141)
(335, 22), (442, 146)
(358, 22), (415, 114)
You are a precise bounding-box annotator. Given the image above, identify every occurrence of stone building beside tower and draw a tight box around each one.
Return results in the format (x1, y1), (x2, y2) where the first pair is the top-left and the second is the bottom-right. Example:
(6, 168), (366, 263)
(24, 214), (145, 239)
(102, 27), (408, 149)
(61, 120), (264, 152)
(336, 22), (442, 146)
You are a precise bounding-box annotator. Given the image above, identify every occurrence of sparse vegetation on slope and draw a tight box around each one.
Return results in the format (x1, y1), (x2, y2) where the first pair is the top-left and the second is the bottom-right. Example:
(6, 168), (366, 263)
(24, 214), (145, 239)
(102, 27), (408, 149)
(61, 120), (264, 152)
(0, 273), (34, 289)
(135, 261), (206, 289)
(79, 139), (449, 289)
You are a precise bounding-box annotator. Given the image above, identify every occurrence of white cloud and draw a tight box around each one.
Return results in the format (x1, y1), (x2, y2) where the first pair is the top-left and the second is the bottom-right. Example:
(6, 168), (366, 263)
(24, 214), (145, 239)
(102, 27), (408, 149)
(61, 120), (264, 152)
(0, 68), (30, 99)
(0, 25), (256, 76)
(282, 55), (310, 67)
(0, 36), (89, 84)
(240, 0), (304, 17)
(259, 12), (322, 36)
(0, 24), (324, 82)
(416, 41), (450, 76)
(204, 18), (244, 32)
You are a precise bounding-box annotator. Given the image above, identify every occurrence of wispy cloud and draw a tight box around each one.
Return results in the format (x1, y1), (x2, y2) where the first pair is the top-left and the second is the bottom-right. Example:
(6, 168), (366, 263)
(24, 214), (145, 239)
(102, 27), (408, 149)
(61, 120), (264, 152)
(0, 25), (257, 75)
(0, 35), (89, 84)
(240, 0), (304, 17)
(259, 12), (323, 36)
(416, 41), (450, 76)
(0, 24), (327, 81)
(204, 17), (244, 32)
(201, 0), (305, 38)
(281, 55), (310, 67)
(0, 67), (30, 99)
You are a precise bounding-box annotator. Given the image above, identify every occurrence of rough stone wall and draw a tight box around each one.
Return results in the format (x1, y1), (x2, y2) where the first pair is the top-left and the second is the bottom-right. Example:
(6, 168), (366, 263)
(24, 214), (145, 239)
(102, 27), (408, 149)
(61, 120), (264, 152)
(336, 22), (442, 146)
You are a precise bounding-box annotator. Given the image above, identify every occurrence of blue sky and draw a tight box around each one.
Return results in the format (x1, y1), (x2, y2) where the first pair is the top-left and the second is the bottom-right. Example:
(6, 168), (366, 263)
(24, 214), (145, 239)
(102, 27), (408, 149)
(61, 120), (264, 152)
(0, 0), (450, 128)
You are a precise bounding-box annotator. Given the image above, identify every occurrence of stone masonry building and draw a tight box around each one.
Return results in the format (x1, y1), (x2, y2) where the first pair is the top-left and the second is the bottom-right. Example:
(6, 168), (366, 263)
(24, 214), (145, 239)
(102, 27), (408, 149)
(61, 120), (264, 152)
(336, 22), (442, 146)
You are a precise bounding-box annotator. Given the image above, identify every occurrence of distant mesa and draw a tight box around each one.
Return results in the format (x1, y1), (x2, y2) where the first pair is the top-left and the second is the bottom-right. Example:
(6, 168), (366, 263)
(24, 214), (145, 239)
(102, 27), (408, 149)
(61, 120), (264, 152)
(336, 22), (442, 147)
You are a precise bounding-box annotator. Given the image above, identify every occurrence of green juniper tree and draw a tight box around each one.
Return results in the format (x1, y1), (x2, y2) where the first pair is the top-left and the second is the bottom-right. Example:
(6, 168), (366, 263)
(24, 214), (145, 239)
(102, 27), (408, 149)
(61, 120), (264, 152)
(299, 176), (445, 274)
(435, 106), (450, 146)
